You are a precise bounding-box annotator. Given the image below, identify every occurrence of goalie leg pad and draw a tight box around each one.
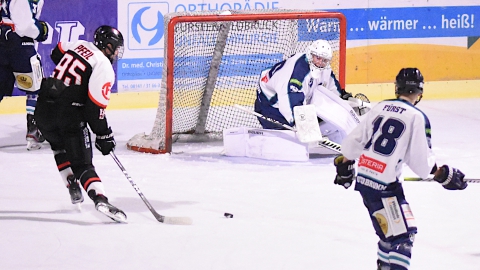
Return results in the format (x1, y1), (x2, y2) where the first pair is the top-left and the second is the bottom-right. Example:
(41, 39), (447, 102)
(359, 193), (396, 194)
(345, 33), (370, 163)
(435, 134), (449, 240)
(319, 121), (346, 144)
(223, 127), (309, 161)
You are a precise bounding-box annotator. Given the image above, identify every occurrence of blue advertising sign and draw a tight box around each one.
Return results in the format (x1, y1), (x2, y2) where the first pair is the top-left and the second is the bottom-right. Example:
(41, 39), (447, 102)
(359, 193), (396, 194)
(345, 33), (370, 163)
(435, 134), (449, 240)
(332, 6), (479, 40)
(298, 18), (341, 41)
(127, 2), (168, 51)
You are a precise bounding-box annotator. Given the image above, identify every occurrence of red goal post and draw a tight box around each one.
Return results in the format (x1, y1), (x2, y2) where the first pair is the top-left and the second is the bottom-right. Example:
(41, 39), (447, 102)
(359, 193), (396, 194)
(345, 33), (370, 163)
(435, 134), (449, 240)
(127, 10), (347, 154)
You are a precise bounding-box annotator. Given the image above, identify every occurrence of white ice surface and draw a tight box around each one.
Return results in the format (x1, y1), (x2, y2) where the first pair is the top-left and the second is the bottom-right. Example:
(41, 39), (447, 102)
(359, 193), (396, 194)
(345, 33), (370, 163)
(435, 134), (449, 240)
(0, 99), (479, 270)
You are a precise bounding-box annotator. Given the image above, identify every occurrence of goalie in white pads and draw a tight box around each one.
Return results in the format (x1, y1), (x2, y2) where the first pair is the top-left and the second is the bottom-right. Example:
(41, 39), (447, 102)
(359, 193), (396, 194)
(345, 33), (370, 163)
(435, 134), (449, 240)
(333, 68), (468, 270)
(254, 39), (364, 144)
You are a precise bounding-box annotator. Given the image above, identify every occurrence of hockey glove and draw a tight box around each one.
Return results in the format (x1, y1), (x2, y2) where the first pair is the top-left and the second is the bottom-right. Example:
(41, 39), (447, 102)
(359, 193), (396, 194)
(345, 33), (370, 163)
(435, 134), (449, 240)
(333, 155), (356, 189)
(433, 165), (467, 190)
(340, 89), (353, 100)
(35, 21), (49, 42)
(95, 128), (116, 155)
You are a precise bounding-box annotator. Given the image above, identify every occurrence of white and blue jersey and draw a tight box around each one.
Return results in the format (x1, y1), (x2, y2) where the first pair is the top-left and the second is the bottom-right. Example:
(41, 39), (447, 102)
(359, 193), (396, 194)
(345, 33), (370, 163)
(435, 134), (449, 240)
(0, 0), (45, 99)
(0, 0), (45, 40)
(254, 53), (342, 128)
(342, 98), (436, 190)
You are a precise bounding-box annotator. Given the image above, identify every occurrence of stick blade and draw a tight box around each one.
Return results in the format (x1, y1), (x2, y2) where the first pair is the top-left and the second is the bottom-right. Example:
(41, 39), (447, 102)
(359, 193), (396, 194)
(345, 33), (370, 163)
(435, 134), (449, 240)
(161, 216), (193, 225)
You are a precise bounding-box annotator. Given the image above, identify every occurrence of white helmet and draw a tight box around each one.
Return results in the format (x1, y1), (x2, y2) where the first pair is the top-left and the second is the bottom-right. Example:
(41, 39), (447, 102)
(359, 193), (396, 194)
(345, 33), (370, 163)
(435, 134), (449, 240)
(306, 40), (332, 78)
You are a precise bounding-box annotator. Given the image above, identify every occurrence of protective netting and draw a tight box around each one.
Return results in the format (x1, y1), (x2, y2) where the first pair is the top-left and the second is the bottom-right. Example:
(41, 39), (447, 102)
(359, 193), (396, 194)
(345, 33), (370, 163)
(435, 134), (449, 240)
(127, 10), (345, 153)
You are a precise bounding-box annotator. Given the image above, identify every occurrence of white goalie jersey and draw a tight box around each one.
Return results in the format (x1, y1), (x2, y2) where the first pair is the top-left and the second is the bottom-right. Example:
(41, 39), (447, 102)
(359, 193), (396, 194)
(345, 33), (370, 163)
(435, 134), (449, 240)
(341, 98), (436, 185)
(258, 52), (342, 124)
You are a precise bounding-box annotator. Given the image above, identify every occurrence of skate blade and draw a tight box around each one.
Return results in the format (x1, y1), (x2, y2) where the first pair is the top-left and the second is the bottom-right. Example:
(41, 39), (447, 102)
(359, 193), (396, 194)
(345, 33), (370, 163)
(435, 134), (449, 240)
(71, 197), (84, 204)
(96, 205), (127, 223)
(26, 140), (43, 151)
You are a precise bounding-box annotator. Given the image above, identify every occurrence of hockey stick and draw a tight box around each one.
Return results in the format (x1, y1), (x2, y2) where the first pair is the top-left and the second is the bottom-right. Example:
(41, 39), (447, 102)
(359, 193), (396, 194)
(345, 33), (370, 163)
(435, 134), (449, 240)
(404, 177), (480, 183)
(109, 152), (193, 225)
(233, 104), (341, 153)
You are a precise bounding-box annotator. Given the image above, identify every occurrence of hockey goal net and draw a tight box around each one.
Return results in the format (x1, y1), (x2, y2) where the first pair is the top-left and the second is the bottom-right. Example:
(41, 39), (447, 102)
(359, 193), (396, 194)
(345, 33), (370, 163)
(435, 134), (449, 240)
(127, 10), (346, 154)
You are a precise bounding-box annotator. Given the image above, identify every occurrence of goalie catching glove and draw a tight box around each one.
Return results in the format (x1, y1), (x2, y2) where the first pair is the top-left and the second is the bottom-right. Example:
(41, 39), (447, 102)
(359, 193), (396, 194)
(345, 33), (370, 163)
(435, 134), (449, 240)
(433, 165), (467, 190)
(95, 127), (116, 155)
(333, 155), (356, 189)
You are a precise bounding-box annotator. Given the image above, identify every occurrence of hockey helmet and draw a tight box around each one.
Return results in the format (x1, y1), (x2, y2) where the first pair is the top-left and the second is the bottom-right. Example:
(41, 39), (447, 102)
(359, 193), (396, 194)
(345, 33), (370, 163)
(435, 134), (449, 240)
(306, 39), (332, 78)
(94, 25), (124, 63)
(395, 68), (424, 95)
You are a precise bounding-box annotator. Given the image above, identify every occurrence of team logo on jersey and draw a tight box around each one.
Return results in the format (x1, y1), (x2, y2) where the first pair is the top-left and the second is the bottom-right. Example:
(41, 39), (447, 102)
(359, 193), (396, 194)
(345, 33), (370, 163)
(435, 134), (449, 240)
(102, 82), (112, 100)
(15, 75), (33, 90)
(358, 154), (386, 173)
(289, 85), (301, 93)
(99, 108), (105, 120)
(128, 2), (168, 50)
(289, 78), (303, 93)
(261, 75), (269, 83)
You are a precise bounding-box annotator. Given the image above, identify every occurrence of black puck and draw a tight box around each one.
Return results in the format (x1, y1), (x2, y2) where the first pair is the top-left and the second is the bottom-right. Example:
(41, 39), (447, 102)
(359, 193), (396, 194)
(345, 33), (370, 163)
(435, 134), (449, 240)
(224, 213), (233, 218)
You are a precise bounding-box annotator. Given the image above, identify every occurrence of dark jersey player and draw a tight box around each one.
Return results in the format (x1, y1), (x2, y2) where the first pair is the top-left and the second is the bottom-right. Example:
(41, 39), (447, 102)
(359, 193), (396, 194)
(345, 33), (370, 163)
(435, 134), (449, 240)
(35, 25), (126, 223)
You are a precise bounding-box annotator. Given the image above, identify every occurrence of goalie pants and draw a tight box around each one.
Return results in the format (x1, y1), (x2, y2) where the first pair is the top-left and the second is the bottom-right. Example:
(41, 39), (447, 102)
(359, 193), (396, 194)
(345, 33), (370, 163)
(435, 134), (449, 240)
(254, 92), (292, 129)
(35, 93), (104, 196)
(355, 180), (417, 270)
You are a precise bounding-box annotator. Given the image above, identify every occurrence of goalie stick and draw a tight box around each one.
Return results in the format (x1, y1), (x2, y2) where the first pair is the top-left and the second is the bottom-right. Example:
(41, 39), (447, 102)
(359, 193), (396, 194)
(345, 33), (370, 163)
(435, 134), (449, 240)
(110, 152), (193, 225)
(233, 104), (341, 154)
(404, 177), (480, 183)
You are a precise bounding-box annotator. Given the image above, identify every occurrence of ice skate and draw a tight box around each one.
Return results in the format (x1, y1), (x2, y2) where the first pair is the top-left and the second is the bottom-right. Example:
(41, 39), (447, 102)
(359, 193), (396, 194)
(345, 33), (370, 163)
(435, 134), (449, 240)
(26, 114), (45, 151)
(67, 175), (84, 204)
(93, 194), (127, 223)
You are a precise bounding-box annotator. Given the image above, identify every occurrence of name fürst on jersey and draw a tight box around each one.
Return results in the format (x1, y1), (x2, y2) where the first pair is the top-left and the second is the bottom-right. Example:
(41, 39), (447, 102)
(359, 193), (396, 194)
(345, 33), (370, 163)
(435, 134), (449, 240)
(382, 104), (406, 114)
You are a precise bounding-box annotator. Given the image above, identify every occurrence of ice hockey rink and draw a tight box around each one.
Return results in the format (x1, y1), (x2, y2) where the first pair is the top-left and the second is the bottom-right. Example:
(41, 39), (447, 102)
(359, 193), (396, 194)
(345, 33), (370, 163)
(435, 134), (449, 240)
(0, 98), (479, 270)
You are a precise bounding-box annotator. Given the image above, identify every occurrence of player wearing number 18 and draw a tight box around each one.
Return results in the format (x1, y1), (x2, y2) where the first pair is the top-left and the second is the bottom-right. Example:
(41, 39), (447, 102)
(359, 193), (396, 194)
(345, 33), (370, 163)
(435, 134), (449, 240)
(333, 68), (468, 270)
(34, 25), (126, 222)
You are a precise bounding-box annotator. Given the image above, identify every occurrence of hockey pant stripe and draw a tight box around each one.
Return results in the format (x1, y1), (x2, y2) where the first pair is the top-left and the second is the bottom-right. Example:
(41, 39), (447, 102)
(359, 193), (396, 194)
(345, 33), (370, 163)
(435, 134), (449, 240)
(83, 177), (101, 190)
(79, 170), (106, 197)
(56, 161), (71, 171)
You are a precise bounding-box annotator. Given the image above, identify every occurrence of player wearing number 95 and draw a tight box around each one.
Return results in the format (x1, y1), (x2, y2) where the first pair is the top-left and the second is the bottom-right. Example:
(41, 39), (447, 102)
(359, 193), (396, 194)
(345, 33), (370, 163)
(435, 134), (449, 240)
(34, 25), (127, 223)
(333, 68), (468, 270)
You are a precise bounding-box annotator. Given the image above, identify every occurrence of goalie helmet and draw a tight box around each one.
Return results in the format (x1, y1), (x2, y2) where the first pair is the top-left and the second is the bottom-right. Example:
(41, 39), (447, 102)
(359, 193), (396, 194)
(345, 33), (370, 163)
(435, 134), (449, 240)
(94, 25), (124, 63)
(395, 68), (424, 95)
(306, 40), (332, 79)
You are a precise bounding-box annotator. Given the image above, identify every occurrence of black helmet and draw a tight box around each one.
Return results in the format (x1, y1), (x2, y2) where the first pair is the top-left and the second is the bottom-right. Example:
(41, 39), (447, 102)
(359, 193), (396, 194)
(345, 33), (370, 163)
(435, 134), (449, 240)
(94, 25), (124, 63)
(395, 68), (424, 96)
